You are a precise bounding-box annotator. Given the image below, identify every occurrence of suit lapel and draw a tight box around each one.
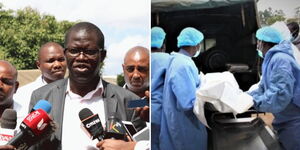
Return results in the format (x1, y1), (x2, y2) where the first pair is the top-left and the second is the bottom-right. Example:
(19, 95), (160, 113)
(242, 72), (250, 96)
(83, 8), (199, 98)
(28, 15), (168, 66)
(103, 80), (118, 121)
(51, 79), (68, 141)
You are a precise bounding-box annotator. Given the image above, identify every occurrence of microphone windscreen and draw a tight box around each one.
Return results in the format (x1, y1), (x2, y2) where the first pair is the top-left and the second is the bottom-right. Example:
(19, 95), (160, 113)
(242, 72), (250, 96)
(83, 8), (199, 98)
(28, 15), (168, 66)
(79, 108), (93, 121)
(104, 114), (127, 140)
(22, 109), (52, 136)
(0, 109), (17, 129)
(33, 100), (52, 113)
(79, 108), (104, 140)
(7, 109), (56, 149)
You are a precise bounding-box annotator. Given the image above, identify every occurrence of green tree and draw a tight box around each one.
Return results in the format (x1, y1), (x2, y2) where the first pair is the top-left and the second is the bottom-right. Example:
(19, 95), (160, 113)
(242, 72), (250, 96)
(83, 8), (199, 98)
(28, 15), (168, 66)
(258, 7), (286, 25)
(0, 4), (75, 69)
(116, 73), (125, 87)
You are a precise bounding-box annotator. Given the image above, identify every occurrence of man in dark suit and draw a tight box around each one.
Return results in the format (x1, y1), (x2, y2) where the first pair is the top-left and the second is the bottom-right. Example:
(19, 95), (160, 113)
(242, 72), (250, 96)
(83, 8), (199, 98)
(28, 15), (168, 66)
(28, 22), (145, 150)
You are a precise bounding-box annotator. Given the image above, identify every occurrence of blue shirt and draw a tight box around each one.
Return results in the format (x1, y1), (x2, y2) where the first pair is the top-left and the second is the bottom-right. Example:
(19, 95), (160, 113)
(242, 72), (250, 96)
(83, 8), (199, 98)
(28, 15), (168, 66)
(151, 52), (171, 124)
(151, 52), (171, 150)
(159, 49), (207, 150)
(250, 41), (300, 150)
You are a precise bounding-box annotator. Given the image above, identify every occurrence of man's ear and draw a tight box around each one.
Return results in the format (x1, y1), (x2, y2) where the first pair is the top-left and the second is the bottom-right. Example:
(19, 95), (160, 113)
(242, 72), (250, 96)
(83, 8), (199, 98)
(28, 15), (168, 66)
(100, 50), (107, 62)
(122, 64), (125, 71)
(36, 60), (40, 69)
(14, 81), (19, 94)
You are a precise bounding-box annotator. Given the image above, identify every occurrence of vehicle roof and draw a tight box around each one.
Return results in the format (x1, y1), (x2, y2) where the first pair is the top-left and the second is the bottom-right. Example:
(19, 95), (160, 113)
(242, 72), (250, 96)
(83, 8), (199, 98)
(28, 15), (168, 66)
(152, 0), (256, 12)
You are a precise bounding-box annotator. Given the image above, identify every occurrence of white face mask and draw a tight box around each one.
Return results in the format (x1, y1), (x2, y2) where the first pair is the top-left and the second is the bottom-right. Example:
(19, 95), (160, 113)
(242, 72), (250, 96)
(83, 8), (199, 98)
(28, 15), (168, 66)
(256, 40), (264, 58)
(256, 49), (264, 58)
(291, 35), (297, 42)
(290, 30), (298, 42)
(192, 45), (201, 58)
(193, 50), (201, 58)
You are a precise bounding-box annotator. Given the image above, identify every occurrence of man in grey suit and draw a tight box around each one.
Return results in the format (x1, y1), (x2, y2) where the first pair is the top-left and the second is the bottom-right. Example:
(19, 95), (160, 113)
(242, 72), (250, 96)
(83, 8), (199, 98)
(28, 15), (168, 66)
(28, 22), (145, 150)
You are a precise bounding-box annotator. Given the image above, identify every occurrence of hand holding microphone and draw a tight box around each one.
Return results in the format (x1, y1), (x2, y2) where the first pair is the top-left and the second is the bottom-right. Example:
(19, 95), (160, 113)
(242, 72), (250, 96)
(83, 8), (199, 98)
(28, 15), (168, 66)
(96, 139), (136, 150)
(0, 145), (15, 150)
(127, 90), (149, 122)
(78, 108), (141, 150)
(135, 106), (149, 122)
(6, 100), (56, 149)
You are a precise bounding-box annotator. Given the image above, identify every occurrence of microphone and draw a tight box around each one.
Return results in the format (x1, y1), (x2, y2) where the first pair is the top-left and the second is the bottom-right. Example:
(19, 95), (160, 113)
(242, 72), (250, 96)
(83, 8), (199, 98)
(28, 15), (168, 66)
(79, 108), (105, 141)
(0, 109), (17, 145)
(31, 99), (52, 113)
(7, 100), (56, 149)
(104, 114), (127, 140)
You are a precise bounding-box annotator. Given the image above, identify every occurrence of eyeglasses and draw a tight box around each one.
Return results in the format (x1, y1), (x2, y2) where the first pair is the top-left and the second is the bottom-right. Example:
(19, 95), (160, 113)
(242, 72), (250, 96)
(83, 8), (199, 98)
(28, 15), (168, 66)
(65, 48), (102, 57)
(125, 66), (148, 73)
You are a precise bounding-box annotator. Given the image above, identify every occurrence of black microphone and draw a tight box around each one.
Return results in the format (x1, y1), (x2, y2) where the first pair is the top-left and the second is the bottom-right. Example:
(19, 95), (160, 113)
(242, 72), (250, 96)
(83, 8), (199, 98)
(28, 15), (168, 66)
(79, 108), (104, 141)
(7, 100), (56, 149)
(104, 114), (127, 141)
(0, 109), (17, 145)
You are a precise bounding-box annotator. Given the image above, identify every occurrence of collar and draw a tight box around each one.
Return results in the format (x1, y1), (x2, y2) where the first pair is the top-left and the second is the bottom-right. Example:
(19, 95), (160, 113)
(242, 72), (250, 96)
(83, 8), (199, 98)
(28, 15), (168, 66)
(66, 78), (104, 100)
(178, 48), (192, 57)
(38, 75), (47, 84)
(123, 83), (128, 89)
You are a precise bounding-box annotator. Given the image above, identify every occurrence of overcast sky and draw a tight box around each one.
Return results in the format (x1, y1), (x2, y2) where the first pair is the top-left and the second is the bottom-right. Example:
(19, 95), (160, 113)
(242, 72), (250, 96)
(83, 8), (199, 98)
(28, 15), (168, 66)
(0, 0), (150, 76)
(0, 0), (299, 75)
(257, 0), (300, 18)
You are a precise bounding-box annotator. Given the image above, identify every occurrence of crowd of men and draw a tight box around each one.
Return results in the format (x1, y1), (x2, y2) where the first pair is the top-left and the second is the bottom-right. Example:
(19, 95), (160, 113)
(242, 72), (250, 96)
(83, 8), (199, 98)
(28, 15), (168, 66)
(0, 22), (149, 150)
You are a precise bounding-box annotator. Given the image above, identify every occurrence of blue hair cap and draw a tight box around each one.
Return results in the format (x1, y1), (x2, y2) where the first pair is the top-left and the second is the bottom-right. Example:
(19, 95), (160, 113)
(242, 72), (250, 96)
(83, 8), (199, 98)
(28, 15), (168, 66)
(256, 26), (282, 43)
(177, 27), (204, 48)
(151, 27), (166, 49)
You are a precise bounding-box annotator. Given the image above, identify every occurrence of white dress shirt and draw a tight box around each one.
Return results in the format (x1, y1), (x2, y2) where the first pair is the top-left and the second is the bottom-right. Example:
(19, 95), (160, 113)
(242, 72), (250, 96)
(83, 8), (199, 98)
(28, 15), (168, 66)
(13, 75), (47, 127)
(61, 79), (105, 150)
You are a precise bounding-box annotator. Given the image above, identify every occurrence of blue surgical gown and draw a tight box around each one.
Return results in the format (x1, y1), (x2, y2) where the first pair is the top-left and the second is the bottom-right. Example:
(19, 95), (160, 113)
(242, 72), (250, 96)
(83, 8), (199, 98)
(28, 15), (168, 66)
(250, 41), (300, 150)
(159, 49), (207, 150)
(151, 52), (171, 150)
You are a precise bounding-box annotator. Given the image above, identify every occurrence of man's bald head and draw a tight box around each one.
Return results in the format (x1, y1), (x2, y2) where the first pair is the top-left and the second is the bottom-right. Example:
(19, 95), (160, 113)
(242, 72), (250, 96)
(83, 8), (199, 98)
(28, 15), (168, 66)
(124, 46), (149, 63)
(38, 42), (64, 60)
(0, 60), (17, 80)
(0, 60), (19, 108)
(123, 46), (149, 97)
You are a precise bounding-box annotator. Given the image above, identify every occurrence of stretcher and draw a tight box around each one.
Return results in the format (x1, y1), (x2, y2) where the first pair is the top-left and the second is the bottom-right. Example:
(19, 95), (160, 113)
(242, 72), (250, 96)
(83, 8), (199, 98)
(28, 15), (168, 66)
(207, 110), (281, 150)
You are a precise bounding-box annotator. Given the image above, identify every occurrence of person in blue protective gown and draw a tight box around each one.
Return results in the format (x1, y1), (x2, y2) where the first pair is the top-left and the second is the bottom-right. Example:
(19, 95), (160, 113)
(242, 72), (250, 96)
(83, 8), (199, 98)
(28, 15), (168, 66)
(159, 27), (207, 150)
(249, 26), (300, 150)
(150, 26), (171, 150)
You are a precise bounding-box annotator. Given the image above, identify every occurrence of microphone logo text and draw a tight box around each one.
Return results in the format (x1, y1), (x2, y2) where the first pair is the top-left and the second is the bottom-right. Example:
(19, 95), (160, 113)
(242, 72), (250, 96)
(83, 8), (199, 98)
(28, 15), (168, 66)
(37, 119), (48, 131)
(26, 111), (41, 122)
(86, 118), (100, 128)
